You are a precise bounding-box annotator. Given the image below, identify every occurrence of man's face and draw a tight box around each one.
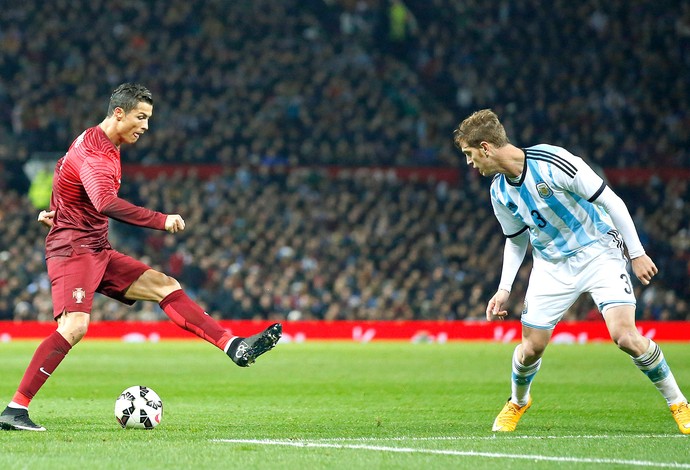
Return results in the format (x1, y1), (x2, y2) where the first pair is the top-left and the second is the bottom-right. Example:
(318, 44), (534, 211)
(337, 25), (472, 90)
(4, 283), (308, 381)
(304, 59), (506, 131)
(461, 143), (494, 177)
(115, 102), (152, 145)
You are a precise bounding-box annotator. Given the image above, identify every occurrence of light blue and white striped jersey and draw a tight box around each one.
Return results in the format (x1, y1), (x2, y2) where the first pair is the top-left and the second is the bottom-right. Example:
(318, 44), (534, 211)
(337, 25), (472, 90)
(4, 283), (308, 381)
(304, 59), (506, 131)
(490, 144), (613, 261)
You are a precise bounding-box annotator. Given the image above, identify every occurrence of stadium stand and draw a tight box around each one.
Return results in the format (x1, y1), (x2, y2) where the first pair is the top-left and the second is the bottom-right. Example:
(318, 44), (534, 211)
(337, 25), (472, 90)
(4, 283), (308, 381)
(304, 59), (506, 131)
(1, 168), (689, 322)
(0, 0), (688, 321)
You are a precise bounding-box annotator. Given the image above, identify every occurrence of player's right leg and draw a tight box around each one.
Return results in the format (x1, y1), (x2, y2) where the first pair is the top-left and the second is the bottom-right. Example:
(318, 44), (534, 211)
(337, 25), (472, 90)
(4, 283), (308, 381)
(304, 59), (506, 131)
(492, 327), (551, 432)
(492, 397), (532, 433)
(492, 261), (571, 433)
(0, 311), (90, 432)
(2, 252), (103, 432)
(0, 407), (46, 431)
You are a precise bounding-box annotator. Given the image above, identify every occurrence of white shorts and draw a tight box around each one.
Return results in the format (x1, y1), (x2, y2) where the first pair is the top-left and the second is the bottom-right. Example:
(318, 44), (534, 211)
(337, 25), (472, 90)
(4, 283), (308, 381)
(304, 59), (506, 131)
(521, 234), (636, 330)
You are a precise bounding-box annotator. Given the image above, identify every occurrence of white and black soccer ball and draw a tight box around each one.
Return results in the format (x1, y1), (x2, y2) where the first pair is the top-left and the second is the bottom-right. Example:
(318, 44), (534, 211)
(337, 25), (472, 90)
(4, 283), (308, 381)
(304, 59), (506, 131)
(114, 385), (163, 429)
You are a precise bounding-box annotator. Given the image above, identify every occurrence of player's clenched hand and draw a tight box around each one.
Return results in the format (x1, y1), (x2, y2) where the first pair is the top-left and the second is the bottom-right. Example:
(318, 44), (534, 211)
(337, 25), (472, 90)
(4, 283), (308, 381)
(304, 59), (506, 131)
(37, 210), (55, 229)
(486, 288), (510, 321)
(165, 214), (186, 233)
(631, 254), (658, 286)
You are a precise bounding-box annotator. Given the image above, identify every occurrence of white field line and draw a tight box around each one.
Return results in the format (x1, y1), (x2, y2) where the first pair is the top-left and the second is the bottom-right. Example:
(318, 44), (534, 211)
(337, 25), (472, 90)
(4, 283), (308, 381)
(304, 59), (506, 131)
(309, 433), (687, 441)
(213, 438), (690, 469)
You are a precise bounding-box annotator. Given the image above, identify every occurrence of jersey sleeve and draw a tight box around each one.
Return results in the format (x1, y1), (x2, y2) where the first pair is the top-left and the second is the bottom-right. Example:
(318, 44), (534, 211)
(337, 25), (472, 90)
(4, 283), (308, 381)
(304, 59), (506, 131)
(592, 186), (646, 258)
(490, 183), (528, 237)
(551, 149), (607, 201)
(81, 154), (166, 230)
(565, 156), (646, 258)
(101, 197), (167, 230)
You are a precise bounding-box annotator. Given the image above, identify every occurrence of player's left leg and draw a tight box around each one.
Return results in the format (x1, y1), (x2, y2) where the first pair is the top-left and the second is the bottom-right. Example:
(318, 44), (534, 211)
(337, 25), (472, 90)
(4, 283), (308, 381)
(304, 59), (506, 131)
(120, 264), (280, 367)
(101, 250), (239, 352)
(124, 269), (235, 349)
(604, 305), (689, 434)
(492, 256), (578, 432)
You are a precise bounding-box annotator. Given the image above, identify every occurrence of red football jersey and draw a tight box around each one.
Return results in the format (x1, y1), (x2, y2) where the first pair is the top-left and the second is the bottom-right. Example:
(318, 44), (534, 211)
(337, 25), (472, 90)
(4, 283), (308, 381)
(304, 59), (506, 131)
(45, 126), (166, 258)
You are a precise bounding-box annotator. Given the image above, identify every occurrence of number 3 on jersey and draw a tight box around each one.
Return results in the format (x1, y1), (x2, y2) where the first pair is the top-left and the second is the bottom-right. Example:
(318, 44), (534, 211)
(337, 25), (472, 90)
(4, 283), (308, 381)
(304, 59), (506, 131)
(620, 273), (632, 294)
(531, 209), (547, 228)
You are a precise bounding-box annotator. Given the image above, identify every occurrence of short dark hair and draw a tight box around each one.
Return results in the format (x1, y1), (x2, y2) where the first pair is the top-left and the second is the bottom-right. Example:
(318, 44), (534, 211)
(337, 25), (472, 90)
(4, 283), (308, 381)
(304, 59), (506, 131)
(107, 83), (153, 116)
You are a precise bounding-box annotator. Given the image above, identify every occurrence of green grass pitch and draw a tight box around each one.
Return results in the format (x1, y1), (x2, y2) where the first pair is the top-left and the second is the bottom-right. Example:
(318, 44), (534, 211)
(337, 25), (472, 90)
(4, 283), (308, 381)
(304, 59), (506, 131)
(0, 340), (688, 469)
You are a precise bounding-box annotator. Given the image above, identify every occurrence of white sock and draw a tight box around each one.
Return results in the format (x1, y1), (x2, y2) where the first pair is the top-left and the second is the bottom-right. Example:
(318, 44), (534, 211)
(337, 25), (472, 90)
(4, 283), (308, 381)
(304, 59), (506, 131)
(8, 401), (28, 410)
(632, 340), (687, 406)
(223, 336), (239, 354)
(511, 345), (541, 407)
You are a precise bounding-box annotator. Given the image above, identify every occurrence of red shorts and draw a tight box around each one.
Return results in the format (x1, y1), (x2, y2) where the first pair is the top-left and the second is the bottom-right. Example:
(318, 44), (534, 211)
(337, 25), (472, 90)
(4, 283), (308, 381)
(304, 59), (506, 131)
(47, 249), (152, 318)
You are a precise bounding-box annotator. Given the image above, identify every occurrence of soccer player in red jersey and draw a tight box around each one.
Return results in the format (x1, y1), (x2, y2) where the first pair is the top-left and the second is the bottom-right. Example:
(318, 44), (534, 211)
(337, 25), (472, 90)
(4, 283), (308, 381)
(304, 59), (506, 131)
(0, 83), (282, 431)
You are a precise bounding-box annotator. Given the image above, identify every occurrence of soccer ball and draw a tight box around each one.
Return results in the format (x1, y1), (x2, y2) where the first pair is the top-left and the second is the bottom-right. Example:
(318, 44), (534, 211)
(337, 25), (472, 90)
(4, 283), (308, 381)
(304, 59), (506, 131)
(114, 385), (163, 429)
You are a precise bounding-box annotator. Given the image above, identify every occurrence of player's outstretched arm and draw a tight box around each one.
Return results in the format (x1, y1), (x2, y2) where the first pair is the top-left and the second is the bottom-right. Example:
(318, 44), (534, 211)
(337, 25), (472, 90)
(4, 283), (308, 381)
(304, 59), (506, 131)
(631, 254), (658, 286)
(165, 214), (186, 234)
(98, 197), (168, 231)
(37, 210), (55, 229)
(486, 289), (510, 321)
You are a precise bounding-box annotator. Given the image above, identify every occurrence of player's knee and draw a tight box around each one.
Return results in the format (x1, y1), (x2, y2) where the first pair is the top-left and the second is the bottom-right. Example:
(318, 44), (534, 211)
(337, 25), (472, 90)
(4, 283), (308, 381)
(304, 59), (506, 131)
(128, 270), (182, 303)
(71, 323), (88, 342)
(146, 270), (180, 290)
(153, 273), (181, 300)
(57, 311), (89, 345)
(521, 342), (546, 362)
(163, 275), (181, 292)
(611, 330), (646, 356)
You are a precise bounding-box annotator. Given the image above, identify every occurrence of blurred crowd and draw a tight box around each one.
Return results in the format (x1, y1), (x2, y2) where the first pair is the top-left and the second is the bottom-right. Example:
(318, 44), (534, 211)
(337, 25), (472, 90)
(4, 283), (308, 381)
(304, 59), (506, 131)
(0, 0), (455, 169)
(396, 0), (690, 168)
(1, 0), (688, 171)
(0, 0), (689, 323)
(1, 168), (689, 323)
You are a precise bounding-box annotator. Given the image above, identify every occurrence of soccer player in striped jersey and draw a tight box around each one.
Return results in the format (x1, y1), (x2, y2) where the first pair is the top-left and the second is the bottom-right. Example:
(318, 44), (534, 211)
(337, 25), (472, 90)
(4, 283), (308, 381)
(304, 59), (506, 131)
(0, 83), (281, 432)
(453, 109), (690, 434)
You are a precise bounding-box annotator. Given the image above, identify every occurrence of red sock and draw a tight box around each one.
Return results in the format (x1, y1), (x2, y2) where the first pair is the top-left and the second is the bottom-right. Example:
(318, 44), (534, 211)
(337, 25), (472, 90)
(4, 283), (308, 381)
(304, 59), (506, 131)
(159, 289), (233, 351)
(14, 331), (72, 407)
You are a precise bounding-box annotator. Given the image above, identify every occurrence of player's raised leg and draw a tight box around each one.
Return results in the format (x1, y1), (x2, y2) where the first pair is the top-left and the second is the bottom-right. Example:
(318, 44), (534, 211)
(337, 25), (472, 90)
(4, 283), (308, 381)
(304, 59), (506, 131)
(125, 268), (281, 367)
(226, 323), (282, 367)
(605, 306), (689, 434)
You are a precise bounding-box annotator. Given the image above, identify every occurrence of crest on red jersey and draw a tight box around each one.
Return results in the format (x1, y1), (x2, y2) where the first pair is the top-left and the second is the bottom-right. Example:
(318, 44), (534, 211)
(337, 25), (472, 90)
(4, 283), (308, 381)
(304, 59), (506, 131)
(72, 288), (86, 304)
